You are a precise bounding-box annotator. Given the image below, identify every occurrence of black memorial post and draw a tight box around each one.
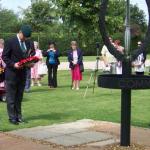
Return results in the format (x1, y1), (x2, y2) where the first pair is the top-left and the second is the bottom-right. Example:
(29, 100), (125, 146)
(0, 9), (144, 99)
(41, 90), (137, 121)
(98, 0), (150, 147)
(121, 0), (131, 146)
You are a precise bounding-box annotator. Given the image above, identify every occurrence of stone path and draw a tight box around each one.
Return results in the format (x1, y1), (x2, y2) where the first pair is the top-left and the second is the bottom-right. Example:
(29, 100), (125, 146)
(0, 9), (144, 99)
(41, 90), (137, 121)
(58, 61), (105, 70)
(58, 60), (150, 70)
(0, 119), (150, 150)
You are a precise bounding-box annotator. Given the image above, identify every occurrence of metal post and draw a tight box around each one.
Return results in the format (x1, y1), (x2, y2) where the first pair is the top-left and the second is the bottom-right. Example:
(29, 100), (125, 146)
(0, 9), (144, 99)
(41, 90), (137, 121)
(121, 0), (131, 146)
(121, 60), (131, 146)
(125, 0), (131, 58)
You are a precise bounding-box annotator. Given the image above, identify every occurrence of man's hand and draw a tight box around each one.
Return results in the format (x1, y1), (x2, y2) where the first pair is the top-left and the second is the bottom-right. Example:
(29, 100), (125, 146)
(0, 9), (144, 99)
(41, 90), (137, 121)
(14, 63), (22, 69)
(26, 63), (35, 68)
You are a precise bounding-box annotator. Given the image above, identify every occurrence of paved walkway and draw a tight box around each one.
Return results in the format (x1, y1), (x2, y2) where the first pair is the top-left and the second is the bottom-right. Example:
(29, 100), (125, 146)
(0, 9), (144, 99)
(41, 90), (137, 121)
(0, 119), (149, 150)
(58, 61), (105, 70)
(58, 60), (150, 70)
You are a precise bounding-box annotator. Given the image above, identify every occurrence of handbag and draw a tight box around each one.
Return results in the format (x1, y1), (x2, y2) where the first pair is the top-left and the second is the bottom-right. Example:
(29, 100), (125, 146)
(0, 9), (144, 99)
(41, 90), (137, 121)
(38, 63), (48, 75)
(80, 64), (84, 72)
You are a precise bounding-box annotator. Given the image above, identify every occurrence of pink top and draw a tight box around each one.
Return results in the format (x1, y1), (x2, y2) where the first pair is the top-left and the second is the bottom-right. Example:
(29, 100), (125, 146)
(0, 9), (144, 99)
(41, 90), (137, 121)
(31, 49), (43, 79)
(35, 49), (43, 59)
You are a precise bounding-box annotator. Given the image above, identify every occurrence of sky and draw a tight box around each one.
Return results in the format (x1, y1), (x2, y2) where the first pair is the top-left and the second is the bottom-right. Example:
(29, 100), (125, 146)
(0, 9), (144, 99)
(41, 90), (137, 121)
(1, 0), (31, 11)
(131, 0), (149, 21)
(0, 0), (149, 21)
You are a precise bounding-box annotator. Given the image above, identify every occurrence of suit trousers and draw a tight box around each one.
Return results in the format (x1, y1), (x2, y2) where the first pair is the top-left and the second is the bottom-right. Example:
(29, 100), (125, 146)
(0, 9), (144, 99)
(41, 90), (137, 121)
(6, 79), (25, 120)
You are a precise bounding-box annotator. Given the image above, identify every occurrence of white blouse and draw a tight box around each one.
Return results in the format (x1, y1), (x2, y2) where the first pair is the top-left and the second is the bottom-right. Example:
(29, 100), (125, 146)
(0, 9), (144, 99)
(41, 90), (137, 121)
(73, 50), (78, 64)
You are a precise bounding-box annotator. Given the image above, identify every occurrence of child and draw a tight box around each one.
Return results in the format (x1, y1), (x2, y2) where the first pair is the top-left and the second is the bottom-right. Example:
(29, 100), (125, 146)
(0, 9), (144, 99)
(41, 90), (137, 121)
(31, 41), (43, 86)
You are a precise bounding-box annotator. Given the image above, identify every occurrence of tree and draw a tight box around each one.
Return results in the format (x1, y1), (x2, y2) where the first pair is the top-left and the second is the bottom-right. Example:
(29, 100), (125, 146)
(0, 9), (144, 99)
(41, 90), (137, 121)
(56, 0), (147, 35)
(130, 4), (147, 33)
(23, 0), (59, 32)
(0, 9), (20, 33)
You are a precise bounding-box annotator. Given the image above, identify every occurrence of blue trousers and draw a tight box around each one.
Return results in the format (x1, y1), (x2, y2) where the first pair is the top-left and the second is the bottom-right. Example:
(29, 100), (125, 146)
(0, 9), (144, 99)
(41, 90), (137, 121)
(25, 68), (31, 91)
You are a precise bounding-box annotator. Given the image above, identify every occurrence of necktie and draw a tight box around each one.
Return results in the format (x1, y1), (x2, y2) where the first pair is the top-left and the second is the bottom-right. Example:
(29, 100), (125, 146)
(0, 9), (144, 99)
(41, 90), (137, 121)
(20, 41), (26, 52)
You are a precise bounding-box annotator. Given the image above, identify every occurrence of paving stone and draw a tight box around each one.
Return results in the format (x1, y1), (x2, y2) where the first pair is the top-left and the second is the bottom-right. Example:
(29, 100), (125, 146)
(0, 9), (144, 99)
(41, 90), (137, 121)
(12, 130), (62, 140)
(3, 120), (150, 149)
(45, 131), (113, 146)
(10, 128), (87, 140)
(9, 119), (93, 139)
(46, 127), (86, 135)
(45, 135), (92, 146)
(8, 120), (113, 147)
(71, 131), (113, 141)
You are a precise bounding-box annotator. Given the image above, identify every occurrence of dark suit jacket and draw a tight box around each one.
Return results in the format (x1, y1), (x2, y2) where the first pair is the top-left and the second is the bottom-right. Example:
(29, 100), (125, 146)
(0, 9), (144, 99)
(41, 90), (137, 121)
(68, 49), (83, 70)
(2, 36), (35, 81)
(42, 50), (60, 66)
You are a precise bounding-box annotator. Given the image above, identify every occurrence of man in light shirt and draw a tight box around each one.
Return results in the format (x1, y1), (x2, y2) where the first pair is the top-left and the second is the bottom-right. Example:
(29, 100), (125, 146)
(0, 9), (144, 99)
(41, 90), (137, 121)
(101, 37), (117, 74)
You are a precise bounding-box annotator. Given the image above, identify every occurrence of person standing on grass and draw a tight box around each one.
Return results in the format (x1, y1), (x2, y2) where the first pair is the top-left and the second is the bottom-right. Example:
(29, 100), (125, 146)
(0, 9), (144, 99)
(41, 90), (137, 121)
(132, 41), (146, 75)
(0, 39), (6, 102)
(31, 41), (43, 87)
(43, 41), (60, 88)
(2, 25), (35, 125)
(101, 37), (117, 74)
(68, 41), (84, 90)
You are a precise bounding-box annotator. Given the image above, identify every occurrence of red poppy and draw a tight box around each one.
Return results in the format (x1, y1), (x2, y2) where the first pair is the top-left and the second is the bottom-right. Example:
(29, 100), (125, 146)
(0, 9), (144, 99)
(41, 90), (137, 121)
(18, 56), (39, 67)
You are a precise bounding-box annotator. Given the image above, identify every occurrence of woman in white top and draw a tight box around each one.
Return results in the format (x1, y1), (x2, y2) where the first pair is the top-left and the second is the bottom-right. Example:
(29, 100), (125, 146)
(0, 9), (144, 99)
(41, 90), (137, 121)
(101, 37), (117, 74)
(68, 41), (83, 90)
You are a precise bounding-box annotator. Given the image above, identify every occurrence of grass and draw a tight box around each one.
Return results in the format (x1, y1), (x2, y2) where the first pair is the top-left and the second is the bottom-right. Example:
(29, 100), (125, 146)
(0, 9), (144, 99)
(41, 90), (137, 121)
(0, 70), (150, 131)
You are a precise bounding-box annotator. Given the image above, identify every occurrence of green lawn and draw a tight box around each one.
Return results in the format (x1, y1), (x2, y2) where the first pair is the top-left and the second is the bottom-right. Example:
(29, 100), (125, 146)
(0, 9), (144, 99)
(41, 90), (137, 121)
(0, 70), (150, 131)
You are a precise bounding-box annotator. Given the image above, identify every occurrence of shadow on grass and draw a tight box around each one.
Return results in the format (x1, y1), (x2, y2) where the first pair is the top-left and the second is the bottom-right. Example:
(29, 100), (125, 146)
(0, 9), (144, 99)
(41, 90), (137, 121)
(26, 112), (70, 122)
(58, 85), (72, 88)
(132, 121), (150, 129)
(29, 88), (52, 93)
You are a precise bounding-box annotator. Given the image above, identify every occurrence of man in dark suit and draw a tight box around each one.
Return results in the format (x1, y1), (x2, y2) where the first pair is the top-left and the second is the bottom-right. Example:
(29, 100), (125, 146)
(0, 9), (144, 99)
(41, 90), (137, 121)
(2, 25), (35, 125)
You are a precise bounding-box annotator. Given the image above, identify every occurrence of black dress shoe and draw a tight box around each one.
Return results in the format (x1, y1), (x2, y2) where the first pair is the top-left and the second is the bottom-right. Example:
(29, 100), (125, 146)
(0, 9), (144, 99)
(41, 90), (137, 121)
(9, 119), (19, 125)
(17, 118), (27, 123)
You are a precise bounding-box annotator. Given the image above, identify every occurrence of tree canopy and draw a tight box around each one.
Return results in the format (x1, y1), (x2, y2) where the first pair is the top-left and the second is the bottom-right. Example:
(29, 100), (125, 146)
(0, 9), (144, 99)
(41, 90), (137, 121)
(56, 0), (147, 34)
(23, 0), (59, 32)
(0, 0), (148, 55)
(0, 9), (20, 33)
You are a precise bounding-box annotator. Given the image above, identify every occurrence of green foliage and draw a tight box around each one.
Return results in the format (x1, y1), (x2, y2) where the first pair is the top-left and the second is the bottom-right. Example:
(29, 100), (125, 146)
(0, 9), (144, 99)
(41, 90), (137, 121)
(0, 9), (21, 33)
(23, 0), (59, 32)
(130, 4), (147, 33)
(56, 0), (147, 34)
(0, 0), (148, 55)
(54, 0), (147, 54)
